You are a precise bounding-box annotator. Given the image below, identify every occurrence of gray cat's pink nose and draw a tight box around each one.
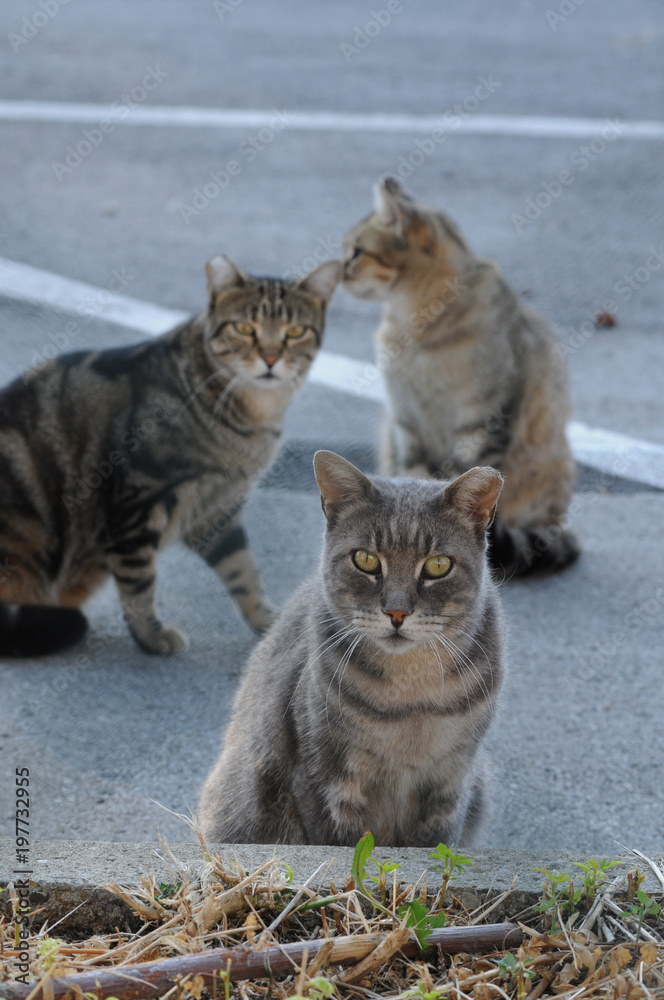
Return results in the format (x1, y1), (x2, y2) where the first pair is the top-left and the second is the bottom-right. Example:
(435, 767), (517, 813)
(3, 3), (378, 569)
(384, 609), (409, 628)
(262, 353), (279, 369)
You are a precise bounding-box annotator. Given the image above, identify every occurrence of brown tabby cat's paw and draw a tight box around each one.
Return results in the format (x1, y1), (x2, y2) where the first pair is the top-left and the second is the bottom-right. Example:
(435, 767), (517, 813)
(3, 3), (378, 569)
(132, 624), (189, 655)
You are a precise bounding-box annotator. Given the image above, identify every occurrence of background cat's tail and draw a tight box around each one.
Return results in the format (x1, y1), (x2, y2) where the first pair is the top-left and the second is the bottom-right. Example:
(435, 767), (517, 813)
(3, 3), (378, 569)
(0, 603), (88, 657)
(488, 517), (580, 578)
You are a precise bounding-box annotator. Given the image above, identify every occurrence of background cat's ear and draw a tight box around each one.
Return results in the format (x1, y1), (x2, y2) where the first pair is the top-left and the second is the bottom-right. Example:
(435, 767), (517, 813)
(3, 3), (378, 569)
(297, 260), (342, 303)
(314, 450), (374, 520)
(205, 255), (248, 299)
(374, 175), (415, 215)
(373, 175), (430, 245)
(444, 466), (504, 531)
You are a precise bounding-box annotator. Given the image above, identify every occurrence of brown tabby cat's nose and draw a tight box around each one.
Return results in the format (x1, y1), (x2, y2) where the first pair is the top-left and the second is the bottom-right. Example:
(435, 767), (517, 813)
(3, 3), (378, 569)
(262, 353), (279, 369)
(384, 609), (409, 628)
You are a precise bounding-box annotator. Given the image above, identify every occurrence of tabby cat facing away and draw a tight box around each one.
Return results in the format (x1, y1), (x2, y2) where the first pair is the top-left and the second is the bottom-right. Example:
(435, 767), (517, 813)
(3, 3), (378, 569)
(199, 451), (505, 847)
(0, 256), (340, 656)
(343, 176), (579, 577)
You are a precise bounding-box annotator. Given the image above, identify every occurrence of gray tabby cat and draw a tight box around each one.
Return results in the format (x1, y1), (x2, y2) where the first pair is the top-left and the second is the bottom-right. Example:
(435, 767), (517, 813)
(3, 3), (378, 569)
(0, 256), (340, 656)
(199, 451), (505, 847)
(342, 176), (579, 577)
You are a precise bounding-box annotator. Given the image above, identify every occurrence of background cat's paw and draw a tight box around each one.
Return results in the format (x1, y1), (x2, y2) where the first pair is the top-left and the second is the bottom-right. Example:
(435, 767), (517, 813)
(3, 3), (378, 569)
(133, 624), (189, 655)
(247, 602), (277, 636)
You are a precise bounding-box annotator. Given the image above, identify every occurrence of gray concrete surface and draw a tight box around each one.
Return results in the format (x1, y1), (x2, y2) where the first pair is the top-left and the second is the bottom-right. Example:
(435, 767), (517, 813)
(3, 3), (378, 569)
(0, 2), (663, 853)
(1, 840), (662, 935)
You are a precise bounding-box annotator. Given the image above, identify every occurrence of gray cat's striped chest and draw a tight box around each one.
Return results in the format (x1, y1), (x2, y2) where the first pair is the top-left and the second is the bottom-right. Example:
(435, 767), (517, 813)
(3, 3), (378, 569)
(328, 709), (478, 843)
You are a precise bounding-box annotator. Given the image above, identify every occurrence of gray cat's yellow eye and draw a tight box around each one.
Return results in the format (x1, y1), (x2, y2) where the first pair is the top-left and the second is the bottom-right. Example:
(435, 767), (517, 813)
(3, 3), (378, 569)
(286, 325), (307, 339)
(352, 549), (380, 574)
(423, 555), (452, 578)
(234, 321), (255, 336)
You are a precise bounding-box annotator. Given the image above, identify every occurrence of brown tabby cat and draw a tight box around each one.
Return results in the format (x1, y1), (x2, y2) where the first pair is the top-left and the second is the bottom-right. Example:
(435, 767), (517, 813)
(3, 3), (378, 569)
(0, 256), (340, 656)
(199, 451), (505, 847)
(342, 176), (579, 577)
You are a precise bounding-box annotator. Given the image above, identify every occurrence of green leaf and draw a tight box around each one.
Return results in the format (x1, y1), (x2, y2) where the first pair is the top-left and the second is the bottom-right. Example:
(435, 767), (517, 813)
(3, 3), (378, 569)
(351, 831), (375, 895)
(308, 977), (336, 998)
(497, 952), (517, 979)
(398, 899), (447, 950)
(428, 843), (473, 871)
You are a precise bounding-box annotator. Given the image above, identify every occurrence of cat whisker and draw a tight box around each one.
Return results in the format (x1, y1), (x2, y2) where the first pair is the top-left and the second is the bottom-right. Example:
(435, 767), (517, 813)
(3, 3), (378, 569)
(433, 632), (493, 710)
(335, 633), (364, 727)
(444, 620), (494, 669)
(285, 622), (356, 716)
(426, 636), (445, 699)
(170, 366), (229, 424)
(324, 628), (361, 732)
(212, 374), (243, 421)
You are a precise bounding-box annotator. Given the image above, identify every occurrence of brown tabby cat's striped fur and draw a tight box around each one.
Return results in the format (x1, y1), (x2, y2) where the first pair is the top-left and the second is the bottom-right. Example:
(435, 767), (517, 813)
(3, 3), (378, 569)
(0, 256), (340, 656)
(342, 177), (579, 577)
(199, 451), (505, 847)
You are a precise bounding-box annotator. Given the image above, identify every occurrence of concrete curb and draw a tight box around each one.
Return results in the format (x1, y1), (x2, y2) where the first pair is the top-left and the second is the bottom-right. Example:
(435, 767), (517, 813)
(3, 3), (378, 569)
(1, 841), (661, 936)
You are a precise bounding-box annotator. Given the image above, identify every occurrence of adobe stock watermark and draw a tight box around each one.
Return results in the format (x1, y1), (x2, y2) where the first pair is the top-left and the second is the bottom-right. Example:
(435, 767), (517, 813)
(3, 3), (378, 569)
(51, 65), (168, 181)
(340, 0), (413, 62)
(19, 266), (134, 381)
(7, 0), (72, 53)
(283, 235), (341, 281)
(394, 75), (501, 179)
(511, 119), (623, 233)
(61, 395), (182, 513)
(177, 109), (291, 223)
(350, 278), (466, 393)
(570, 583), (664, 692)
(558, 245), (664, 359)
(544, 0), (586, 31)
(212, 0), (245, 20)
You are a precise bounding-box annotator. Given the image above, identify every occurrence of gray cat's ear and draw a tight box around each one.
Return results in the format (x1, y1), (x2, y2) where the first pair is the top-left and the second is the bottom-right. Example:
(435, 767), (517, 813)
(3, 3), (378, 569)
(444, 466), (504, 531)
(314, 450), (373, 519)
(205, 255), (247, 298)
(297, 260), (342, 302)
(373, 175), (425, 242)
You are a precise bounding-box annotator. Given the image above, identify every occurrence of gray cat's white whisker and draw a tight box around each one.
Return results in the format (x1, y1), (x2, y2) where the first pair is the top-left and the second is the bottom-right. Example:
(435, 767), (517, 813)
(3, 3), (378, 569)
(426, 636), (446, 700)
(324, 628), (361, 732)
(334, 633), (364, 727)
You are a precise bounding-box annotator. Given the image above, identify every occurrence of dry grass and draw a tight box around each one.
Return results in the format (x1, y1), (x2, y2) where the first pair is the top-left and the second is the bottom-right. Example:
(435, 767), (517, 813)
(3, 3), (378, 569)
(0, 830), (662, 1000)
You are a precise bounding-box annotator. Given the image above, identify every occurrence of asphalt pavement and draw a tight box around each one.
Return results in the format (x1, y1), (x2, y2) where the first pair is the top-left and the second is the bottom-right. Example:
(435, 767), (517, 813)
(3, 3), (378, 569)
(0, 0), (663, 853)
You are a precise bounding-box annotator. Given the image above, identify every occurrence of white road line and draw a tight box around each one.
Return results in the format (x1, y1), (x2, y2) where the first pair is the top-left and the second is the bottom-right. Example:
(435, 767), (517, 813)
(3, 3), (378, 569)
(0, 101), (663, 141)
(566, 423), (664, 492)
(1, 255), (663, 489)
(0, 256), (189, 336)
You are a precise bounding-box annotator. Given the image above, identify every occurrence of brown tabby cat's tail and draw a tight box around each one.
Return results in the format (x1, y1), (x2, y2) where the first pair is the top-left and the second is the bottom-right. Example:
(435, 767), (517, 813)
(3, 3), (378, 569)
(0, 604), (88, 657)
(488, 517), (580, 578)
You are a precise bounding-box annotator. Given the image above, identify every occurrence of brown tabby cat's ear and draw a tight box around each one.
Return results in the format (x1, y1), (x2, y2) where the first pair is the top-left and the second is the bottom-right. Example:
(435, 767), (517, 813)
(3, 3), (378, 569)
(314, 450), (374, 520)
(297, 260), (342, 303)
(444, 466), (504, 531)
(373, 175), (430, 246)
(205, 255), (248, 299)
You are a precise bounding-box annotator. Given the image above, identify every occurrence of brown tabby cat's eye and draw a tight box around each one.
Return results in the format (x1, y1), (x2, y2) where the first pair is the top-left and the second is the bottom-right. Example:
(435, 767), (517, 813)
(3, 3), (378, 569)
(286, 324), (307, 339)
(352, 549), (380, 574)
(233, 321), (255, 336)
(423, 555), (452, 578)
